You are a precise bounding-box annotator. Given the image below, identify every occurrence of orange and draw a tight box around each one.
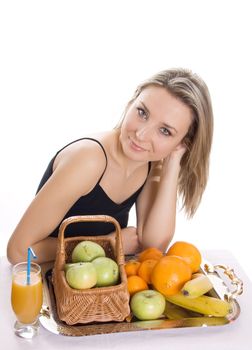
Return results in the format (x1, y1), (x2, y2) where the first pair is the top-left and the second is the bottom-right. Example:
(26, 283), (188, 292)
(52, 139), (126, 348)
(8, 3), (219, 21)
(151, 255), (192, 296)
(137, 259), (158, 284)
(138, 247), (163, 262)
(124, 260), (141, 277)
(166, 241), (202, 273)
(127, 275), (149, 296)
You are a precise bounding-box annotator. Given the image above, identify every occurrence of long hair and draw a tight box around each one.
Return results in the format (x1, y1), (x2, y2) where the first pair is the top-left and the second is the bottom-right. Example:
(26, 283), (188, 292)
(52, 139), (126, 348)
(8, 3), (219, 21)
(119, 68), (214, 217)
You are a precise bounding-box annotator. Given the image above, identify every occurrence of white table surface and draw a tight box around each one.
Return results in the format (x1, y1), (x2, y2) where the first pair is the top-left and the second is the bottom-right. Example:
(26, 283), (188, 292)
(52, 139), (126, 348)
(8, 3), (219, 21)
(1, 250), (252, 350)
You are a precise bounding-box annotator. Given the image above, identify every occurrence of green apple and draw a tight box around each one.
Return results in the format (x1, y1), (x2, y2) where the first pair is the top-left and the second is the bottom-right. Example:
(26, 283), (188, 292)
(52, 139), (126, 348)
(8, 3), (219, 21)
(130, 290), (166, 320)
(66, 262), (97, 289)
(64, 262), (84, 273)
(92, 256), (119, 287)
(72, 241), (105, 263)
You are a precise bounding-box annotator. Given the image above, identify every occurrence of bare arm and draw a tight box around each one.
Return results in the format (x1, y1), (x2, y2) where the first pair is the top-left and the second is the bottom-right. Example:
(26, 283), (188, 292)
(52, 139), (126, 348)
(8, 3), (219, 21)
(108, 226), (141, 255)
(136, 145), (186, 252)
(7, 146), (106, 264)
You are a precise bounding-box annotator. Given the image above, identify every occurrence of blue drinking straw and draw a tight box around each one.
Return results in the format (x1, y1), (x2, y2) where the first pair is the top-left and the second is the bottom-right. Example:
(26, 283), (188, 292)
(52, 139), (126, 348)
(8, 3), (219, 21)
(27, 247), (37, 285)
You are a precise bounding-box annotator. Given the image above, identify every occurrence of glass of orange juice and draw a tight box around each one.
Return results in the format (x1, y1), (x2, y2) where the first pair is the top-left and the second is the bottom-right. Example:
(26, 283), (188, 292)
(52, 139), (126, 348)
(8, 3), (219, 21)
(11, 262), (43, 339)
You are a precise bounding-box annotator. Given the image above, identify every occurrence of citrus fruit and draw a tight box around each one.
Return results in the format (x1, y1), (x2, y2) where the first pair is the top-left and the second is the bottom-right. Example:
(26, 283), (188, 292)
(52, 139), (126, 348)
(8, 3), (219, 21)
(138, 247), (163, 262)
(127, 275), (149, 296)
(151, 255), (192, 296)
(137, 259), (158, 284)
(124, 260), (141, 277)
(166, 241), (202, 273)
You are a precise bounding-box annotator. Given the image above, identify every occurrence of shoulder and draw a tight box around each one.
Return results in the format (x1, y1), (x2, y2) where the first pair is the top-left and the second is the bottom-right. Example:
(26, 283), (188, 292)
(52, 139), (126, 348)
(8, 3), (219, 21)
(55, 136), (108, 169)
(52, 136), (109, 189)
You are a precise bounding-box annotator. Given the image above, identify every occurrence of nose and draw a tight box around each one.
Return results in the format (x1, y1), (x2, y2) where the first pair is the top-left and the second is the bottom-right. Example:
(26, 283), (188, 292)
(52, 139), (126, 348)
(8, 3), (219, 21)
(135, 125), (153, 141)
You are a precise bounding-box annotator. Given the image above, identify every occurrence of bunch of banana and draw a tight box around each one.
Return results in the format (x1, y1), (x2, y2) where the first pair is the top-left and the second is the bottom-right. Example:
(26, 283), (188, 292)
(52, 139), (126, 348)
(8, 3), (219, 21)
(164, 300), (202, 320)
(181, 273), (213, 298)
(165, 292), (232, 317)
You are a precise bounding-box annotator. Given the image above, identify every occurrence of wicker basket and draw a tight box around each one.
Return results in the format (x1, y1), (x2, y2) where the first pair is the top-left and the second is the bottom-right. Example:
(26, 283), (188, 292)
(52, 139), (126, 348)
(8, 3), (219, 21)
(52, 215), (130, 325)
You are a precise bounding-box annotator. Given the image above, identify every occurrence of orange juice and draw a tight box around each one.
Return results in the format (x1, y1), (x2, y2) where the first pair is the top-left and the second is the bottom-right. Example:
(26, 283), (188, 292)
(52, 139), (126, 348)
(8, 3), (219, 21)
(11, 270), (43, 324)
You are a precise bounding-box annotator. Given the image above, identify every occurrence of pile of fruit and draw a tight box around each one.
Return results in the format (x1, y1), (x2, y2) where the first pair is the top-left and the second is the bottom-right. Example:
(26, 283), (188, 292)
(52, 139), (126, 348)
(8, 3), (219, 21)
(64, 241), (119, 289)
(125, 241), (232, 321)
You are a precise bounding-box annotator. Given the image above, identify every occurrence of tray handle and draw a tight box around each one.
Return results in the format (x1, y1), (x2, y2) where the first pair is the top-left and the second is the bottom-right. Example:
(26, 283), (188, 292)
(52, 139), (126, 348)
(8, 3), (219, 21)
(204, 263), (243, 301)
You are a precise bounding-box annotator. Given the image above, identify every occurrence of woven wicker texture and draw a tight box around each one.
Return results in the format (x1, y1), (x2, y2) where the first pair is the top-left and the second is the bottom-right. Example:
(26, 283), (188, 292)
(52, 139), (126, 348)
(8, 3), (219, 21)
(52, 215), (130, 325)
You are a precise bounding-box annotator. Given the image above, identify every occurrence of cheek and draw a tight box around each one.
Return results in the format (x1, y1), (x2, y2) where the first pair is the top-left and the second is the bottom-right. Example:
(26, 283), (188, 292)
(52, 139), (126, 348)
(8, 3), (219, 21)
(121, 114), (136, 133)
(153, 139), (177, 158)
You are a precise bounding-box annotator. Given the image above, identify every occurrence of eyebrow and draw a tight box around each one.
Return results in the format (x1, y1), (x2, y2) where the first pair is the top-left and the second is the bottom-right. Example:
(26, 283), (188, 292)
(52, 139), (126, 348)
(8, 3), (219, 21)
(140, 101), (178, 134)
(163, 123), (178, 134)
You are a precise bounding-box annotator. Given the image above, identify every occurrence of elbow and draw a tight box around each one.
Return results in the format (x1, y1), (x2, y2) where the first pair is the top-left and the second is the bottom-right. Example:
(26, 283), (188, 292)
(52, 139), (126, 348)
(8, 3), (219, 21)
(7, 239), (26, 265)
(141, 231), (174, 253)
(141, 240), (167, 253)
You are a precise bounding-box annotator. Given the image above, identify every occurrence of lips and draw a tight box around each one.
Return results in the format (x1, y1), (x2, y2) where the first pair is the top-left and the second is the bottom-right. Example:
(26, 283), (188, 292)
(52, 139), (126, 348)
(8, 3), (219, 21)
(130, 139), (147, 152)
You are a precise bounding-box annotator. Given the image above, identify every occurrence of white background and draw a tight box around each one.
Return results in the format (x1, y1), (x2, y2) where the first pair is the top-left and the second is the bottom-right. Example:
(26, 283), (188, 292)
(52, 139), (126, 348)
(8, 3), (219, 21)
(1, 1), (251, 280)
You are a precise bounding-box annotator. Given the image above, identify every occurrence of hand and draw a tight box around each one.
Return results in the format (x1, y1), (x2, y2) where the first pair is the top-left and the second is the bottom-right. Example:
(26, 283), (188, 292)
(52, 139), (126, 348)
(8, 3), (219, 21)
(121, 227), (141, 255)
(162, 143), (187, 174)
(168, 142), (187, 162)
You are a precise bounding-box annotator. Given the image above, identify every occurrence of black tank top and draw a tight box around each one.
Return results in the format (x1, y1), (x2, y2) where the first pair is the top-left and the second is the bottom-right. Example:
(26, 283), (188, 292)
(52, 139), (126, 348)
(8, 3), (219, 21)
(36, 138), (150, 238)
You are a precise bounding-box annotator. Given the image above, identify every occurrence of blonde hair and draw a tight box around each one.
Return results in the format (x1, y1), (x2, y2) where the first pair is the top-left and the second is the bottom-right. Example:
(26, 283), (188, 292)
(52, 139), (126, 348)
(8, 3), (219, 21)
(119, 68), (214, 217)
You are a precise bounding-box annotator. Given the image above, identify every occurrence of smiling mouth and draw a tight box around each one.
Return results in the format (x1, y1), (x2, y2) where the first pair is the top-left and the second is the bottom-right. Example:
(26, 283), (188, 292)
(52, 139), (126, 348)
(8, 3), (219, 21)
(130, 139), (147, 152)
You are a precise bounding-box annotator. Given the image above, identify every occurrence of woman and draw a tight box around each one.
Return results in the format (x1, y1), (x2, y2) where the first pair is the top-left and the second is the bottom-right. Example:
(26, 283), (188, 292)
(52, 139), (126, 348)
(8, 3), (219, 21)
(7, 68), (213, 264)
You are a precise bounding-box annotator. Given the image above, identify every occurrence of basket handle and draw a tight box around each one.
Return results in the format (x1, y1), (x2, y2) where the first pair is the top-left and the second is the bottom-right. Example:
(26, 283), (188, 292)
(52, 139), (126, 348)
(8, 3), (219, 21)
(57, 215), (125, 266)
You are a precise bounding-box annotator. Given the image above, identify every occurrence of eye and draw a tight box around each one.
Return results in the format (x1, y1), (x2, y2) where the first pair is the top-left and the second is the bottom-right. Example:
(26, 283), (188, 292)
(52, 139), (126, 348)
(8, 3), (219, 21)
(137, 107), (148, 120)
(159, 127), (172, 136)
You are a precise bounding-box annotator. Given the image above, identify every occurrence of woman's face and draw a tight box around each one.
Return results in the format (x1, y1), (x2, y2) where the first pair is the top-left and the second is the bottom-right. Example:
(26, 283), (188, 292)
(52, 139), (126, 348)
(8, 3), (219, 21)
(120, 85), (193, 162)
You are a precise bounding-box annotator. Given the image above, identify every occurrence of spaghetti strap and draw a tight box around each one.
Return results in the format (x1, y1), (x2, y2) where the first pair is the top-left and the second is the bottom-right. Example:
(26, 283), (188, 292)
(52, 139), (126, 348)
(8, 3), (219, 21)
(82, 138), (108, 183)
(56, 137), (108, 183)
(69, 137), (108, 183)
(36, 137), (108, 194)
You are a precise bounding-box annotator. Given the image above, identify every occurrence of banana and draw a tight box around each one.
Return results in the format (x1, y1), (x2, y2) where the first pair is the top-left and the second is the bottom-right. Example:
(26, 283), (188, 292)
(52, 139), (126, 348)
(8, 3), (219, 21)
(164, 301), (202, 320)
(166, 292), (232, 317)
(181, 274), (213, 298)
